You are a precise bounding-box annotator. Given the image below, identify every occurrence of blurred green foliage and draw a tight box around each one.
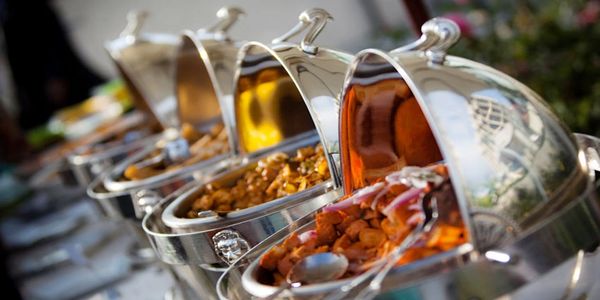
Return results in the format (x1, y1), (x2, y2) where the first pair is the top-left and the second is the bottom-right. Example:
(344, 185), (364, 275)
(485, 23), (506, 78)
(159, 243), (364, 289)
(387, 0), (600, 135)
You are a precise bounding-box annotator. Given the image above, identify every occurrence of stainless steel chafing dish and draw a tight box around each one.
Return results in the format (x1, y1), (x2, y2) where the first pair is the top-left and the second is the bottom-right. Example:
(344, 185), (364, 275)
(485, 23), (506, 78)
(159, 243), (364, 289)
(98, 7), (245, 219)
(217, 18), (600, 300)
(66, 11), (178, 189)
(67, 111), (161, 186)
(85, 10), (182, 219)
(28, 111), (154, 191)
(143, 8), (353, 300)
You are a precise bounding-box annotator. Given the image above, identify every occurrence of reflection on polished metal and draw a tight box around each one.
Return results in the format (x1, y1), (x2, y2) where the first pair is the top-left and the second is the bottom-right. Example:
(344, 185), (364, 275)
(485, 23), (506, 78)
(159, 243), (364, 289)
(212, 230), (251, 265)
(175, 6), (244, 140)
(235, 66), (313, 153)
(160, 134), (334, 231)
(101, 7), (247, 219)
(144, 8), (352, 300)
(105, 11), (179, 128)
(217, 18), (600, 300)
(102, 142), (230, 218)
(342, 17), (589, 250)
(87, 173), (137, 220)
(221, 179), (599, 299)
(575, 133), (600, 174)
(272, 8), (333, 55)
(67, 112), (161, 187)
(127, 137), (192, 174)
(144, 181), (341, 300)
(231, 8), (353, 185)
(158, 6), (354, 230)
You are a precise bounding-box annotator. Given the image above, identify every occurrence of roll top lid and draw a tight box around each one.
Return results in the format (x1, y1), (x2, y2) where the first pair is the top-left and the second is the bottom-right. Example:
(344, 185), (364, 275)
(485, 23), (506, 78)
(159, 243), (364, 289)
(105, 11), (180, 129)
(231, 8), (354, 185)
(340, 18), (590, 251)
(175, 6), (245, 135)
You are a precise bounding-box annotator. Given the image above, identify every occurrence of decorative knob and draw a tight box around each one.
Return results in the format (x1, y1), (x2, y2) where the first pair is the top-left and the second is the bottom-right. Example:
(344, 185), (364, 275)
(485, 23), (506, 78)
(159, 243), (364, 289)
(272, 8), (333, 55)
(390, 17), (461, 64)
(212, 230), (250, 265)
(120, 10), (148, 39)
(205, 6), (245, 39)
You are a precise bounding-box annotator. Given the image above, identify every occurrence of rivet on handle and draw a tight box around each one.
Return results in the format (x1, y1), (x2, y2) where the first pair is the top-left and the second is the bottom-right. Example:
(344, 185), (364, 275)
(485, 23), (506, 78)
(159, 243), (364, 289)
(390, 17), (461, 64)
(205, 6), (245, 38)
(213, 230), (250, 265)
(135, 189), (161, 215)
(272, 8), (333, 55)
(120, 10), (148, 39)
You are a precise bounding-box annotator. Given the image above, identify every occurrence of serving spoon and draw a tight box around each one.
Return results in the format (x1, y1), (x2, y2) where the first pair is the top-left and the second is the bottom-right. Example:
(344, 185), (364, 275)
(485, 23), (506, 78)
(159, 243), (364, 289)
(324, 193), (439, 300)
(262, 252), (349, 300)
(261, 167), (443, 299)
(132, 137), (190, 169)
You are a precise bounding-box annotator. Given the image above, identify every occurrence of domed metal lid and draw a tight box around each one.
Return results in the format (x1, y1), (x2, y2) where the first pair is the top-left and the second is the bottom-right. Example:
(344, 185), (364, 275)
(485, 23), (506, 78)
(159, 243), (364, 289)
(105, 11), (179, 129)
(101, 7), (246, 193)
(232, 8), (354, 184)
(340, 18), (590, 251)
(175, 6), (244, 141)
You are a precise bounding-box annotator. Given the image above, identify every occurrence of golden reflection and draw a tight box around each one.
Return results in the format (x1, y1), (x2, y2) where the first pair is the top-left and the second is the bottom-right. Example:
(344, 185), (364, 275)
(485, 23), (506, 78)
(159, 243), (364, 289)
(176, 43), (222, 126)
(235, 67), (314, 153)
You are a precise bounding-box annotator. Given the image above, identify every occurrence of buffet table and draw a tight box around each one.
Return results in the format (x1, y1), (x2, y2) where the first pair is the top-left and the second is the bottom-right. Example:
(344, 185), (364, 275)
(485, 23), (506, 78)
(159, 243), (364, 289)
(3, 5), (600, 300)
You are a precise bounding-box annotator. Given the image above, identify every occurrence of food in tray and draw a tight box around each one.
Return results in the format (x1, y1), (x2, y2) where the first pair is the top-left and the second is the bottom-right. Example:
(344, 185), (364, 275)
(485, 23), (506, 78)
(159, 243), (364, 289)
(257, 164), (466, 286)
(185, 144), (330, 218)
(123, 122), (229, 180)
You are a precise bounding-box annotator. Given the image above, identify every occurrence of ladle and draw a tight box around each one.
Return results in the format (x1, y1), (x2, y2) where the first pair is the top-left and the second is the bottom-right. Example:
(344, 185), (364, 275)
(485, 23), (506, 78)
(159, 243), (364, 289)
(325, 192), (439, 300)
(262, 252), (348, 300)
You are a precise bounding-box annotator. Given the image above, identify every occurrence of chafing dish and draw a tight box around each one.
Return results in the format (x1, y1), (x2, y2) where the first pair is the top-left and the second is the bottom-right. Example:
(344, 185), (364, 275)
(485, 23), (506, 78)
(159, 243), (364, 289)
(73, 10), (186, 188)
(218, 18), (600, 300)
(83, 10), (182, 218)
(99, 7), (245, 219)
(67, 111), (161, 186)
(27, 112), (156, 190)
(143, 8), (353, 300)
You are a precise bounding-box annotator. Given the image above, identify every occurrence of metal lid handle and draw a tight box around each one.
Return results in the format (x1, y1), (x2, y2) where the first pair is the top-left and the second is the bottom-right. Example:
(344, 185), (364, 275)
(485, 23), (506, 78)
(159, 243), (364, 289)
(390, 17), (461, 64)
(206, 6), (245, 37)
(272, 8), (333, 55)
(120, 10), (148, 39)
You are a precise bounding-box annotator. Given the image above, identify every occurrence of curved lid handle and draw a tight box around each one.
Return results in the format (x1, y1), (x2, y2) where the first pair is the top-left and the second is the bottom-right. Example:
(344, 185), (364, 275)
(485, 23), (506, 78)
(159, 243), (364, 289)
(391, 17), (461, 64)
(119, 10), (148, 39)
(272, 8), (333, 55)
(204, 6), (245, 38)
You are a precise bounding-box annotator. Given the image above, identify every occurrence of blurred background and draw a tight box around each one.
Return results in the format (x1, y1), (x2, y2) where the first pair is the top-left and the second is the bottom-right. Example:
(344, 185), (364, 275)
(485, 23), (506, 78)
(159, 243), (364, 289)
(0, 0), (598, 299)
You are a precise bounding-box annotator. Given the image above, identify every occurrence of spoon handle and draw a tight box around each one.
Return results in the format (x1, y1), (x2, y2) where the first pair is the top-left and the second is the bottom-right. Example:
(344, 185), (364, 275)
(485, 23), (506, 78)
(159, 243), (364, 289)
(133, 153), (165, 169)
(355, 229), (424, 300)
(322, 261), (383, 300)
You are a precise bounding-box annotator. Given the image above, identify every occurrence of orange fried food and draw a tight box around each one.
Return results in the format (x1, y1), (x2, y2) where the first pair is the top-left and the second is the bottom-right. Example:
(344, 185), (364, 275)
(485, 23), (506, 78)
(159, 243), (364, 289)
(123, 123), (229, 181)
(258, 165), (467, 286)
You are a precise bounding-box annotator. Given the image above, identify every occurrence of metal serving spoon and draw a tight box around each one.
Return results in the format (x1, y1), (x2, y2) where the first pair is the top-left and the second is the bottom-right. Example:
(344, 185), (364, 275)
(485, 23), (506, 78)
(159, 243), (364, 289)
(133, 137), (190, 169)
(263, 252), (349, 300)
(324, 193), (439, 300)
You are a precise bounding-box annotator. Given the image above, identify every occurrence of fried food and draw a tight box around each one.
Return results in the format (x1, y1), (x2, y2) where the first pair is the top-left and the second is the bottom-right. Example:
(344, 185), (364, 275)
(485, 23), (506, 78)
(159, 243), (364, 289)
(123, 123), (229, 180)
(186, 144), (330, 218)
(258, 164), (466, 286)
